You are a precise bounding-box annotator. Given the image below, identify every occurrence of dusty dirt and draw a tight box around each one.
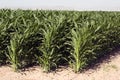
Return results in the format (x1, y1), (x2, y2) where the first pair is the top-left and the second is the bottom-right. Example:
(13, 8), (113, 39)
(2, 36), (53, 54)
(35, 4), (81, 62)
(0, 49), (120, 80)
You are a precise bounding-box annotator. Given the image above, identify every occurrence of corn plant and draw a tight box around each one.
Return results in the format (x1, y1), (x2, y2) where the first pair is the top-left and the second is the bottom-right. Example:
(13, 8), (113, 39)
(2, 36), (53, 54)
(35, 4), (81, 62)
(7, 33), (23, 71)
(69, 21), (95, 72)
(37, 16), (64, 72)
(6, 15), (39, 70)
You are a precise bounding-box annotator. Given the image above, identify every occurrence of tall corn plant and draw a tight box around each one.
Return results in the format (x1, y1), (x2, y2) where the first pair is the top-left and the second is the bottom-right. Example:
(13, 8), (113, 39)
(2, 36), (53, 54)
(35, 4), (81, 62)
(69, 21), (94, 72)
(37, 16), (64, 72)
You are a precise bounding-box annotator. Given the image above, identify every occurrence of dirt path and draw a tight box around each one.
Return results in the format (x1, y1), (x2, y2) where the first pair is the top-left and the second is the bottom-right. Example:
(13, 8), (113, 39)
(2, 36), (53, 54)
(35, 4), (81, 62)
(0, 49), (120, 80)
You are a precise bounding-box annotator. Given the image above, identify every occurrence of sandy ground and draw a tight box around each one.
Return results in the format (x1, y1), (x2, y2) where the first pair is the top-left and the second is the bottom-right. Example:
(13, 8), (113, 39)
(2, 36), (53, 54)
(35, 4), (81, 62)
(0, 49), (120, 80)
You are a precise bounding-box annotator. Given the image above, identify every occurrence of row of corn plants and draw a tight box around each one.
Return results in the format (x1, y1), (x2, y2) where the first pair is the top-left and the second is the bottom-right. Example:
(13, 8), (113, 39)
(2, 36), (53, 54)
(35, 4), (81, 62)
(0, 9), (120, 72)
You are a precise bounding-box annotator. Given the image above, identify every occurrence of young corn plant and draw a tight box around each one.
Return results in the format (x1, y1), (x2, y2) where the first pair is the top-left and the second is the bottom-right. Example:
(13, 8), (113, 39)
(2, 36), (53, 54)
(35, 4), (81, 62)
(69, 21), (94, 72)
(37, 16), (63, 72)
(7, 33), (24, 71)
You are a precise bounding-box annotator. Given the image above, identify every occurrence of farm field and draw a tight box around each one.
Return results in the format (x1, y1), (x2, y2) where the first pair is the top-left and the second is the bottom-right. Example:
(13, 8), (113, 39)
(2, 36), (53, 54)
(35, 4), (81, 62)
(0, 9), (120, 80)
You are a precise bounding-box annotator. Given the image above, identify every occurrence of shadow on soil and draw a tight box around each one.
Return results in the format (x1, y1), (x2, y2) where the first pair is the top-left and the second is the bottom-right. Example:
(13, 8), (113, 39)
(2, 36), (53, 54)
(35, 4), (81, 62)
(81, 47), (120, 73)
